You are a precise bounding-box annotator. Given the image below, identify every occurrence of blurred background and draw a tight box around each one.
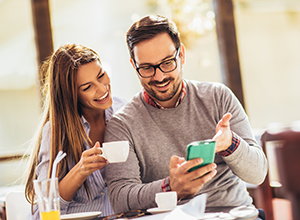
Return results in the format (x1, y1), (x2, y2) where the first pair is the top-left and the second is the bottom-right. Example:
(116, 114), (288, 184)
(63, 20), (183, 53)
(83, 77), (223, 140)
(0, 0), (299, 187)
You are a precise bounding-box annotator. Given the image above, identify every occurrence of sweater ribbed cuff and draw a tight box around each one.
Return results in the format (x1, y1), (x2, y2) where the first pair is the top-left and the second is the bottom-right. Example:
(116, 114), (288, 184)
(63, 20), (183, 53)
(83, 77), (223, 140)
(218, 131), (240, 157)
(162, 176), (171, 192)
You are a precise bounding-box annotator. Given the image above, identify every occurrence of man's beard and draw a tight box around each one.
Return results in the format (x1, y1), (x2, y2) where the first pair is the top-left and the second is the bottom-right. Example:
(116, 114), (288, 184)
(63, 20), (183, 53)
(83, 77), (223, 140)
(142, 76), (182, 102)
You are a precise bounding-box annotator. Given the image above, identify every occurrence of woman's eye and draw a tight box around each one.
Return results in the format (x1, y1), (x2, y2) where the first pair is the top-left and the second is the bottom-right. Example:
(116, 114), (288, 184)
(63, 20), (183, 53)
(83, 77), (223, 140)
(98, 72), (105, 79)
(83, 85), (91, 91)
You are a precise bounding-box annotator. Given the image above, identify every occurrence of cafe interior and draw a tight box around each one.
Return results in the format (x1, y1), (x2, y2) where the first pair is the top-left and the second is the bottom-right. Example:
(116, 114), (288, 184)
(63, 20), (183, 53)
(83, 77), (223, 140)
(0, 0), (299, 219)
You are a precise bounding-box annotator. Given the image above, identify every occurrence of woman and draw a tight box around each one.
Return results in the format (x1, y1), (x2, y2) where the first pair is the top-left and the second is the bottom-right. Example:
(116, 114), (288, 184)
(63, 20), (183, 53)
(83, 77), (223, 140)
(25, 43), (125, 219)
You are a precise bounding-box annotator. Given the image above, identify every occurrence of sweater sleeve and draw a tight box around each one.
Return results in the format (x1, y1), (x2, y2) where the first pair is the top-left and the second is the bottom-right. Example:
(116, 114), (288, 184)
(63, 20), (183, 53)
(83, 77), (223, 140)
(104, 117), (163, 213)
(217, 84), (268, 185)
(222, 135), (268, 185)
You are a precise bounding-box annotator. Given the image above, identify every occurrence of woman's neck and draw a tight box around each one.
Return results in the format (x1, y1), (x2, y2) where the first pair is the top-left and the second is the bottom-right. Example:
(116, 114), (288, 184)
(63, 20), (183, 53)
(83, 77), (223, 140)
(82, 109), (106, 145)
(82, 109), (105, 125)
(83, 110), (106, 145)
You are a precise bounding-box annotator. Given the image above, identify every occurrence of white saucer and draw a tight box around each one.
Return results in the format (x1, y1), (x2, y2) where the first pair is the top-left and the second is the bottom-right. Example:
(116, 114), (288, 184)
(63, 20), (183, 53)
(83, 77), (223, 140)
(60, 211), (102, 220)
(229, 206), (258, 219)
(147, 207), (173, 214)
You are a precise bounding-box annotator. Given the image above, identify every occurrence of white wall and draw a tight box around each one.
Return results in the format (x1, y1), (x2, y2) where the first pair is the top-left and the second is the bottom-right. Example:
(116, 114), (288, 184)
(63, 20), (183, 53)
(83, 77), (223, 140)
(0, 0), (300, 186)
(50, 0), (147, 101)
(234, 4), (300, 128)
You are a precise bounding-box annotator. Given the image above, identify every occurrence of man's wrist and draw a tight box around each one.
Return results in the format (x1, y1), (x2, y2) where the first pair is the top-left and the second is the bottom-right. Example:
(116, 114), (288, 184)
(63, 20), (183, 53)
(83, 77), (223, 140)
(218, 131), (240, 157)
(162, 176), (182, 202)
(162, 176), (172, 192)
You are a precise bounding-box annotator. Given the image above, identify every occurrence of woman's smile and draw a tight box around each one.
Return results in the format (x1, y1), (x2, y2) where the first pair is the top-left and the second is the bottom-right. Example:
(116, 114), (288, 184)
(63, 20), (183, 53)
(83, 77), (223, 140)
(95, 91), (110, 104)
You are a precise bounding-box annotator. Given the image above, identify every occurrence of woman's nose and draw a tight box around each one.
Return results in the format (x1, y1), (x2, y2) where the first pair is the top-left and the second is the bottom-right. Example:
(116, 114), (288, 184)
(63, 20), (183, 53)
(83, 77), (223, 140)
(96, 81), (107, 93)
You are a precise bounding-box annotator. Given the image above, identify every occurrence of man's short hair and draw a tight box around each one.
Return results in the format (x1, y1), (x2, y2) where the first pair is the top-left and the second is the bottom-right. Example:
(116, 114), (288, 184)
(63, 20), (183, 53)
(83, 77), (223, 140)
(126, 15), (181, 59)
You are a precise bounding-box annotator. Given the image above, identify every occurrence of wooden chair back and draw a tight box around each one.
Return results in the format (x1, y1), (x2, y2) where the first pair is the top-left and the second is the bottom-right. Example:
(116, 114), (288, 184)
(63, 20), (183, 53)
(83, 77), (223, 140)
(274, 130), (300, 220)
(258, 128), (300, 220)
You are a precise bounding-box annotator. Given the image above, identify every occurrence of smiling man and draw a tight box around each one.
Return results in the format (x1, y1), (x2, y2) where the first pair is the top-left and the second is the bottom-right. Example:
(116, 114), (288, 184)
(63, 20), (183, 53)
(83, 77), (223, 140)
(130, 32), (183, 109)
(104, 15), (268, 215)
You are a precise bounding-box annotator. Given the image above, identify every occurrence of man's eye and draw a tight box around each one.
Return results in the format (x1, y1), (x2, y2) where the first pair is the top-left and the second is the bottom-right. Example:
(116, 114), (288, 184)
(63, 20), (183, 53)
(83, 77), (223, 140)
(141, 66), (152, 72)
(83, 85), (91, 91)
(163, 60), (174, 65)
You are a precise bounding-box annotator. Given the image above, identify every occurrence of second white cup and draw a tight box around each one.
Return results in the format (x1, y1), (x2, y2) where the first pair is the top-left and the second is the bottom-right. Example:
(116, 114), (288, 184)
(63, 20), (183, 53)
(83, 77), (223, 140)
(155, 191), (177, 210)
(100, 141), (129, 163)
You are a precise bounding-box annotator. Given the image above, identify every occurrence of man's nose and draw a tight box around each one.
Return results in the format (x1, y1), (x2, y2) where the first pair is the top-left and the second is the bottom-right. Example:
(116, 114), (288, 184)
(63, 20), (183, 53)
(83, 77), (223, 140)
(152, 67), (166, 82)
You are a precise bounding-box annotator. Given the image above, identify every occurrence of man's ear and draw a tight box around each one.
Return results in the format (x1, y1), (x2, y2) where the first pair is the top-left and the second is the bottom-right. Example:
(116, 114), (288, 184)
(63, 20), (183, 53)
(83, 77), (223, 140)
(130, 58), (136, 69)
(180, 43), (186, 65)
(130, 57), (141, 78)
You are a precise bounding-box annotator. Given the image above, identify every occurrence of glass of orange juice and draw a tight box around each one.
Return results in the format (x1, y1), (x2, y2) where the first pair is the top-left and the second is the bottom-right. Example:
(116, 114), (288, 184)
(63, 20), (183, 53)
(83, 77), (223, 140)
(33, 178), (60, 220)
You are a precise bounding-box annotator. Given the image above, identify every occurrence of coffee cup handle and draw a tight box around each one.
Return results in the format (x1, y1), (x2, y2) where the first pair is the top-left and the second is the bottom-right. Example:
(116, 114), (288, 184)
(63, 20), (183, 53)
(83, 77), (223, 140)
(99, 147), (106, 159)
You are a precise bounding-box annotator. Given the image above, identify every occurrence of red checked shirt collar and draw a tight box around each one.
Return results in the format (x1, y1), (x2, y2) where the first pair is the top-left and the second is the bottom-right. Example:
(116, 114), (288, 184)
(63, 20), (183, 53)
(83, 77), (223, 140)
(143, 80), (186, 109)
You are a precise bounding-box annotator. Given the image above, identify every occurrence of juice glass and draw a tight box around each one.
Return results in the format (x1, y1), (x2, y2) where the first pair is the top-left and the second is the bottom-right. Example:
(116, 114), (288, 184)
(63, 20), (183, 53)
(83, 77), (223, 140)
(33, 178), (60, 220)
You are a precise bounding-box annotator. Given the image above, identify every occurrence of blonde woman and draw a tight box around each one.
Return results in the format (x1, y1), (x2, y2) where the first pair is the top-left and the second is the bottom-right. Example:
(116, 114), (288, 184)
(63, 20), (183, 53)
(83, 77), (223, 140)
(25, 43), (125, 219)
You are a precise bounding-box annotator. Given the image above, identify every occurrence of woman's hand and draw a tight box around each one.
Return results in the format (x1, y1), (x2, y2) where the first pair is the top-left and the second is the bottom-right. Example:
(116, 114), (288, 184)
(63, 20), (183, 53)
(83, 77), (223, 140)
(59, 141), (107, 201)
(77, 141), (108, 178)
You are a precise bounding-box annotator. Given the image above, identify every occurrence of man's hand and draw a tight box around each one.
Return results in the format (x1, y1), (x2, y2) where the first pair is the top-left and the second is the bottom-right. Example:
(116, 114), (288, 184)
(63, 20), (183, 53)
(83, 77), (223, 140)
(213, 113), (233, 153)
(168, 155), (217, 199)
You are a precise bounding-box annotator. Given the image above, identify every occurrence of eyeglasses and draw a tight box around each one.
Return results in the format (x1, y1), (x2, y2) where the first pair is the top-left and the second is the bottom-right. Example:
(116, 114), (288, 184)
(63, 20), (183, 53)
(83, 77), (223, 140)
(133, 47), (180, 78)
(102, 209), (150, 220)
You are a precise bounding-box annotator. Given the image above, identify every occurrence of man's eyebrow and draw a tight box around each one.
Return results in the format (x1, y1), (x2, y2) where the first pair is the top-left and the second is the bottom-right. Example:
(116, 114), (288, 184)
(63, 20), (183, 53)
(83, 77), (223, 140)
(138, 53), (175, 66)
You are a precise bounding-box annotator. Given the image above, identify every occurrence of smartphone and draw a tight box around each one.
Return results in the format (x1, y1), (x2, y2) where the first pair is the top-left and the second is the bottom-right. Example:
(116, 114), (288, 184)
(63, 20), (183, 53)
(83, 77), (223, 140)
(186, 140), (216, 172)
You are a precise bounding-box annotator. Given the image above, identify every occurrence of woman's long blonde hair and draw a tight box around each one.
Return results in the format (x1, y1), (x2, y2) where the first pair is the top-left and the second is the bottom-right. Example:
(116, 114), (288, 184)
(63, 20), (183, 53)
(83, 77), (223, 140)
(25, 43), (101, 207)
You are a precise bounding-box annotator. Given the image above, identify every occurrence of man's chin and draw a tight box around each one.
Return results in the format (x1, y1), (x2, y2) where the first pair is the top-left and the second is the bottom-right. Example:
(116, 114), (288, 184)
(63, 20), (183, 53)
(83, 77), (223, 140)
(152, 92), (175, 102)
(145, 85), (176, 102)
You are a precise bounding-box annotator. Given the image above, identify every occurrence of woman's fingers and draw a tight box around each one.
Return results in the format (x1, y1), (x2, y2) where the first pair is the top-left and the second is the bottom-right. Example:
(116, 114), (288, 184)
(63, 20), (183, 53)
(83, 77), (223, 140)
(78, 144), (108, 175)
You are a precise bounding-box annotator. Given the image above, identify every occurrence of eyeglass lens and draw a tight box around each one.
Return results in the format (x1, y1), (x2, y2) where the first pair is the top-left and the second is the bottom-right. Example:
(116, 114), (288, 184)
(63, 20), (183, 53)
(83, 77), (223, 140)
(137, 47), (180, 78)
(139, 60), (177, 77)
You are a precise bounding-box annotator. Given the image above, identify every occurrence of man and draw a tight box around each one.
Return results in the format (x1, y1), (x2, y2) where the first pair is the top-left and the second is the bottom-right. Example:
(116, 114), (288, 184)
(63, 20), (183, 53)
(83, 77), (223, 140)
(104, 15), (268, 213)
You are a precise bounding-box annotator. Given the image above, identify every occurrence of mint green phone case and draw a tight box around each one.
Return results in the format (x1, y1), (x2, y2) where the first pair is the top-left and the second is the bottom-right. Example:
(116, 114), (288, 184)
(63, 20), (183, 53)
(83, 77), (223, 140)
(186, 140), (216, 172)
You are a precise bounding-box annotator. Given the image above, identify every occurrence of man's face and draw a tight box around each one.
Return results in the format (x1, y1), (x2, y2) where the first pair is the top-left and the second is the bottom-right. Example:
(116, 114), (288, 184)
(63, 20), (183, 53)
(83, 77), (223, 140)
(130, 33), (185, 108)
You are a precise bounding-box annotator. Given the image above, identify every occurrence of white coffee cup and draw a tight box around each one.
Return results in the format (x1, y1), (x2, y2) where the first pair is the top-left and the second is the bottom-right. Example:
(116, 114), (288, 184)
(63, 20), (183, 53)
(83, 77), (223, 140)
(100, 141), (129, 163)
(155, 191), (177, 210)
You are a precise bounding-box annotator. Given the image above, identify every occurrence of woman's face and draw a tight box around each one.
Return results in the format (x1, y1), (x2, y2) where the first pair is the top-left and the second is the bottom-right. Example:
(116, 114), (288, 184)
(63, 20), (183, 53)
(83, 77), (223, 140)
(76, 60), (112, 114)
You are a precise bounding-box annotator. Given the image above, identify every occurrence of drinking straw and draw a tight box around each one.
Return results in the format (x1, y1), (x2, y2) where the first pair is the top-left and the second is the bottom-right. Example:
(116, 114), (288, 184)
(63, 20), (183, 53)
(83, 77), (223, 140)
(47, 150), (66, 211)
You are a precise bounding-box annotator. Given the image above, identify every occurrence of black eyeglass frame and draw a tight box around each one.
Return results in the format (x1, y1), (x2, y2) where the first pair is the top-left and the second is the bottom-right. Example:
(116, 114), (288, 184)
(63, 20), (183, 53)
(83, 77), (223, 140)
(133, 47), (181, 78)
(102, 209), (150, 220)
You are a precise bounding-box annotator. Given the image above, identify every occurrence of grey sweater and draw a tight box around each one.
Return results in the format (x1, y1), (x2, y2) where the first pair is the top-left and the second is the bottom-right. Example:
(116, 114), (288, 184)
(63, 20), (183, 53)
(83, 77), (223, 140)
(104, 80), (268, 213)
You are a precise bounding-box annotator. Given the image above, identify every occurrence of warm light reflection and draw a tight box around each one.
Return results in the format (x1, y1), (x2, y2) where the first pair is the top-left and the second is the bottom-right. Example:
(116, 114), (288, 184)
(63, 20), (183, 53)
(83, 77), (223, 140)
(270, 181), (282, 188)
(147, 0), (216, 49)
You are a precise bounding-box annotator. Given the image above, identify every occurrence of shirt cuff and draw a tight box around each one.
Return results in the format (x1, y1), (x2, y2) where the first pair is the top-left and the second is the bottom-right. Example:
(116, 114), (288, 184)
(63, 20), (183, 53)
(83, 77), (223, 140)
(59, 195), (71, 214)
(162, 176), (172, 192)
(218, 131), (241, 157)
